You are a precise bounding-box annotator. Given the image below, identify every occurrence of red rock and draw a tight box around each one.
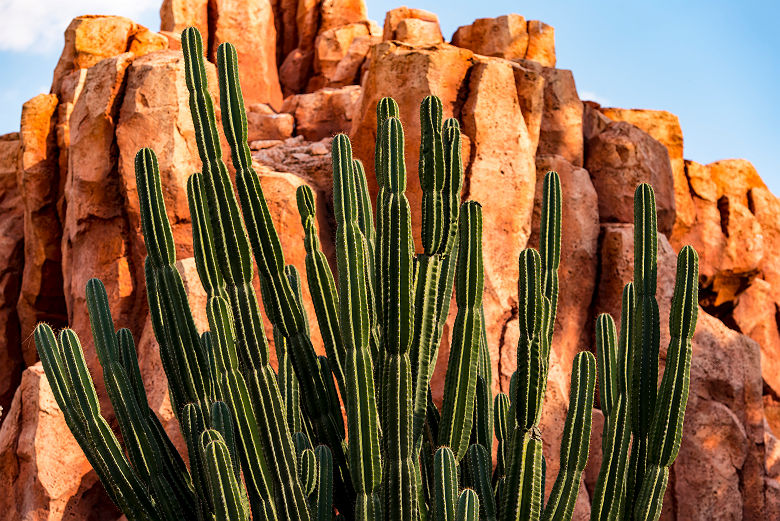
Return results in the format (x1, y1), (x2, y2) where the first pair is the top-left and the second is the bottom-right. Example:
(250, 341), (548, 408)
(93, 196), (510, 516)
(210, 0), (283, 110)
(733, 279), (780, 397)
(52, 16), (167, 93)
(529, 155), (599, 383)
(283, 85), (362, 141)
(394, 18), (444, 46)
(748, 186), (780, 306)
(382, 7), (440, 41)
(538, 67), (583, 167)
(326, 31), (380, 87)
(311, 22), (373, 88)
(62, 53), (138, 410)
(674, 160), (763, 306)
(270, 0), (299, 64)
(585, 120), (676, 234)
(451, 14), (529, 59)
(280, 48), (315, 96)
(247, 104), (295, 141)
(460, 58), (536, 386)
(525, 20), (556, 67)
(0, 363), (119, 520)
(0, 134), (23, 416)
(159, 0), (208, 35)
(512, 59), (545, 153)
(252, 136), (334, 188)
(598, 107), (695, 244)
(17, 95), (68, 366)
(318, 0), (368, 33)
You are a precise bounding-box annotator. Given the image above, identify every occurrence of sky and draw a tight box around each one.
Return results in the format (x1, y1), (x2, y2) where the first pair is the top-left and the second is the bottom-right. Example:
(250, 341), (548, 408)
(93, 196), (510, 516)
(0, 0), (777, 194)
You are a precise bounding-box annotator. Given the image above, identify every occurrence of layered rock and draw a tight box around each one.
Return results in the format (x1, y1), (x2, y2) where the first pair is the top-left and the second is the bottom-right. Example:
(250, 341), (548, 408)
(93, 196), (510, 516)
(282, 85), (362, 140)
(0, 134), (23, 415)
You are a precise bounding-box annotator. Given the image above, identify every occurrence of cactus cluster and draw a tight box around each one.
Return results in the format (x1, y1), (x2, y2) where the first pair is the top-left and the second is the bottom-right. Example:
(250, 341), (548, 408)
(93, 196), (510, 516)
(35, 27), (699, 521)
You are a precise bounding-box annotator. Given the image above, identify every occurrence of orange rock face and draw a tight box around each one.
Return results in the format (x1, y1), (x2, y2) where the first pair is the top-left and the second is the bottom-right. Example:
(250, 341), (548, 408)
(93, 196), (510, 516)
(160, 0), (208, 34)
(17, 95), (68, 364)
(282, 85), (362, 140)
(451, 14), (556, 67)
(0, 364), (119, 520)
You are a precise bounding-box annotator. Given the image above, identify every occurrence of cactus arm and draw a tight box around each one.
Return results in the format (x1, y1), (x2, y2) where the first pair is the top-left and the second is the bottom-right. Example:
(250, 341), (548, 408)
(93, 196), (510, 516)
(589, 394), (631, 521)
(333, 133), (382, 520)
(627, 184), (661, 506)
(542, 352), (596, 521)
(516, 249), (547, 431)
(466, 444), (498, 521)
(494, 393), (511, 480)
(634, 246), (698, 521)
(456, 489), (481, 521)
(419, 95), (447, 254)
(618, 283), (635, 398)
(539, 171), (562, 339)
(203, 438), (250, 521)
(439, 202), (484, 461)
(314, 445), (334, 521)
(501, 430), (544, 521)
(433, 447), (459, 521)
(596, 314), (618, 418)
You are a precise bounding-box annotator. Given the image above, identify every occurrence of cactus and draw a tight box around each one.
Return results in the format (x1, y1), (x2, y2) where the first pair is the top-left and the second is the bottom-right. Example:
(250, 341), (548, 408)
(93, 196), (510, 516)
(35, 26), (698, 521)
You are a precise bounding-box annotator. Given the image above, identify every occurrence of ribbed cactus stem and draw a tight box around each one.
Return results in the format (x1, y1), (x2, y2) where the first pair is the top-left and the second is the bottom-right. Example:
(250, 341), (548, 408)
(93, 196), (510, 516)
(539, 171), (561, 339)
(542, 352), (596, 521)
(440, 201), (484, 461)
(433, 447), (458, 521)
(333, 133), (382, 520)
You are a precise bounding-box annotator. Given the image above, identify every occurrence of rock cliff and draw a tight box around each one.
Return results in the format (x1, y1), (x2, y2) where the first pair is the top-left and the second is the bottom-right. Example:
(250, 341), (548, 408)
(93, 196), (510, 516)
(0, 2), (778, 519)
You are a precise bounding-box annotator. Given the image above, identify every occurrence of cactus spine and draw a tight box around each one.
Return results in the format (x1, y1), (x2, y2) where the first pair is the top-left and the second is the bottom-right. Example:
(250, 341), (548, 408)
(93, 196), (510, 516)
(35, 26), (698, 521)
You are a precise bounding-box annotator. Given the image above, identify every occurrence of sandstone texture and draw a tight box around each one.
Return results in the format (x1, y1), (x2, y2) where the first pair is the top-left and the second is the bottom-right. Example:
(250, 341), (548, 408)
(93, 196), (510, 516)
(0, 2), (778, 520)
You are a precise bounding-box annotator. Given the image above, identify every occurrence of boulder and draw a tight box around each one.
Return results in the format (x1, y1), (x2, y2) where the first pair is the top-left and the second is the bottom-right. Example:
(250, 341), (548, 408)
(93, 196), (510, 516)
(210, 0), (283, 109)
(598, 107), (694, 243)
(0, 134), (23, 416)
(160, 0), (208, 35)
(538, 67), (583, 167)
(318, 0), (368, 33)
(674, 160), (764, 306)
(51, 16), (167, 93)
(585, 120), (676, 234)
(310, 22), (378, 89)
(247, 104), (295, 141)
(252, 136), (334, 189)
(451, 14), (529, 59)
(283, 85), (362, 141)
(18, 95), (68, 368)
(748, 186), (780, 306)
(280, 48), (316, 96)
(0, 363), (119, 521)
(393, 18), (444, 46)
(526, 20), (556, 67)
(529, 155), (599, 382)
(382, 7), (440, 41)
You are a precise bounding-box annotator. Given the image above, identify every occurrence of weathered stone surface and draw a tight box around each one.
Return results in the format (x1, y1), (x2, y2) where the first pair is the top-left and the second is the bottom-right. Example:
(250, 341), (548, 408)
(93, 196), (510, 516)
(394, 18), (443, 46)
(62, 53), (138, 409)
(526, 20), (556, 67)
(52, 16), (167, 93)
(452, 14), (529, 59)
(512, 59), (545, 154)
(116, 50), (213, 266)
(247, 104), (295, 141)
(17, 95), (68, 365)
(318, 0), (368, 33)
(599, 107), (694, 243)
(0, 363), (119, 521)
(585, 120), (676, 234)
(283, 85), (362, 141)
(674, 160), (764, 306)
(159, 0), (208, 35)
(749, 186), (780, 306)
(0, 134), (23, 416)
(460, 58), (538, 385)
(211, 0), (283, 109)
(382, 7), (440, 41)
(529, 155), (599, 381)
(538, 67), (583, 167)
(252, 136), (334, 188)
(310, 22), (378, 89)
(280, 48), (315, 96)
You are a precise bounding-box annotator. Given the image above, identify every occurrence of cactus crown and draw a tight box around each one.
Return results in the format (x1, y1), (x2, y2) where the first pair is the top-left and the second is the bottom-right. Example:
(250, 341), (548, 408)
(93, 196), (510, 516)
(34, 27), (698, 521)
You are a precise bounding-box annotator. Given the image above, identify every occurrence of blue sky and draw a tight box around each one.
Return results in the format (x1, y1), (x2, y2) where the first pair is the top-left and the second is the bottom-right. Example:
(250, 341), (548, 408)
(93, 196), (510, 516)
(1, 0), (777, 194)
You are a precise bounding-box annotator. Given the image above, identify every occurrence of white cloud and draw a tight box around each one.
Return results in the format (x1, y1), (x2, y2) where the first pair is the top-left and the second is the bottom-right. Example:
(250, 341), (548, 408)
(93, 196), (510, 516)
(579, 90), (612, 107)
(0, 0), (160, 53)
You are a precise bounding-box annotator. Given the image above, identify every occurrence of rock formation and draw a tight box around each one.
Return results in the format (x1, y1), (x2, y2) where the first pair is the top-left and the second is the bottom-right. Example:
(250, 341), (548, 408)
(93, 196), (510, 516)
(0, 1), (778, 519)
